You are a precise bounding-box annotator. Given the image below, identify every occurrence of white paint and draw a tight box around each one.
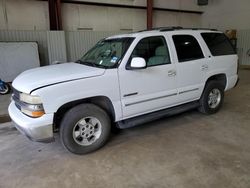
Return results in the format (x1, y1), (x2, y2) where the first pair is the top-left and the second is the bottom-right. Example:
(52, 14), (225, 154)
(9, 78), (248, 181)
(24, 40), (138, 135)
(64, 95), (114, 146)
(130, 57), (146, 68)
(12, 63), (105, 93)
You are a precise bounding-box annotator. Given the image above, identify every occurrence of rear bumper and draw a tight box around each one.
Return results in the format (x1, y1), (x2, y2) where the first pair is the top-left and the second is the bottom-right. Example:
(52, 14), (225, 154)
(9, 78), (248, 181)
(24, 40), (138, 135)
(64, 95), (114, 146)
(234, 77), (240, 88)
(8, 101), (54, 143)
(225, 75), (238, 91)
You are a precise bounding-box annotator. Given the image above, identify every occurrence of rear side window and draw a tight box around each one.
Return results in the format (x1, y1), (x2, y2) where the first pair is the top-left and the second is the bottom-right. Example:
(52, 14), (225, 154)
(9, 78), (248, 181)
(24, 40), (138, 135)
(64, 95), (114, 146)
(173, 35), (204, 62)
(201, 33), (236, 56)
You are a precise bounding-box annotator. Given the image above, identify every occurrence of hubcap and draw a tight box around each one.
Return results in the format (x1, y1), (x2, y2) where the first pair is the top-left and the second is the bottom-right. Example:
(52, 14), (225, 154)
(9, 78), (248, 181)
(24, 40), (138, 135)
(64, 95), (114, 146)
(208, 88), (221, 109)
(72, 117), (102, 146)
(0, 85), (8, 94)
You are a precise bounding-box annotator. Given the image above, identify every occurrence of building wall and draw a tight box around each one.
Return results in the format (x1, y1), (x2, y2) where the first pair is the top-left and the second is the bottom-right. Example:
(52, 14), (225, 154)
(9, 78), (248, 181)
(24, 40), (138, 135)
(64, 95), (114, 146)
(202, 0), (250, 30)
(1, 0), (250, 32)
(0, 0), (202, 31)
(0, 0), (49, 30)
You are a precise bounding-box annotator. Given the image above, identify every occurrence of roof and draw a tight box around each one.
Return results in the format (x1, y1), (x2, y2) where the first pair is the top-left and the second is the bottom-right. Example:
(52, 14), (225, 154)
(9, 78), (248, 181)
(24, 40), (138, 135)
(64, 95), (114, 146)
(107, 26), (221, 39)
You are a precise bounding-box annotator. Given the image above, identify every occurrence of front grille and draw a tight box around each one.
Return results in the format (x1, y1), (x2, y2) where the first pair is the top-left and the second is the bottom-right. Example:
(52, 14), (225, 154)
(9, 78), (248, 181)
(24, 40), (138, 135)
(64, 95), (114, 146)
(13, 97), (21, 110)
(12, 88), (21, 110)
(12, 87), (20, 100)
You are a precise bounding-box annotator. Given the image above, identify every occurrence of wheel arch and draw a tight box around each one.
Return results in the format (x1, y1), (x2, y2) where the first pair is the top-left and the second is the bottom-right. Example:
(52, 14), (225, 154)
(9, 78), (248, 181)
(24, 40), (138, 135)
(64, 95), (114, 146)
(205, 73), (227, 90)
(53, 96), (116, 131)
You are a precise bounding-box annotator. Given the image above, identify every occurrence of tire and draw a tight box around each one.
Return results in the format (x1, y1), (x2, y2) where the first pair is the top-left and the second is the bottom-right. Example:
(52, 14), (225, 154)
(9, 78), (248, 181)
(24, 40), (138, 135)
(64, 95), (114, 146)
(198, 81), (224, 114)
(60, 103), (111, 154)
(0, 83), (11, 95)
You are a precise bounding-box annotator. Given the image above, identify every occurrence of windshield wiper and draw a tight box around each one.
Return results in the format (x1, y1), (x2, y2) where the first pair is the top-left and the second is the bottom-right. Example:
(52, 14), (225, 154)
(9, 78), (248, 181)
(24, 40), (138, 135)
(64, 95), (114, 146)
(76, 60), (96, 67)
(76, 60), (107, 69)
(75, 60), (83, 64)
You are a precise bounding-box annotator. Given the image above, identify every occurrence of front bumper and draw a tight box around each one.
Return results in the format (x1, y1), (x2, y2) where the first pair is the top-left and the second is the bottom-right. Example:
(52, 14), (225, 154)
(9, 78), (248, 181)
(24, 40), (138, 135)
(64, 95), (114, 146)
(8, 101), (54, 142)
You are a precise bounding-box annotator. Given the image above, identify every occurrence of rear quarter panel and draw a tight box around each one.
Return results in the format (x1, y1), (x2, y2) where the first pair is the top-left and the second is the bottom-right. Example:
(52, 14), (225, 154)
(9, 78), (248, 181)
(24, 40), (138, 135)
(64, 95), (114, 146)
(206, 54), (238, 90)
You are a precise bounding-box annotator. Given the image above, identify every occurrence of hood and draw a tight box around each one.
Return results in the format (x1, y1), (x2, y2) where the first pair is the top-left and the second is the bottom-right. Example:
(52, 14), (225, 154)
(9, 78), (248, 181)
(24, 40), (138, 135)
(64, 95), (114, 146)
(12, 63), (105, 93)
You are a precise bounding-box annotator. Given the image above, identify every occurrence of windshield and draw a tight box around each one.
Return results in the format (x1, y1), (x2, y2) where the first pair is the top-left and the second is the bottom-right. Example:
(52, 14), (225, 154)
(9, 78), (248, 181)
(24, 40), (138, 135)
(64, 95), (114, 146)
(78, 37), (134, 68)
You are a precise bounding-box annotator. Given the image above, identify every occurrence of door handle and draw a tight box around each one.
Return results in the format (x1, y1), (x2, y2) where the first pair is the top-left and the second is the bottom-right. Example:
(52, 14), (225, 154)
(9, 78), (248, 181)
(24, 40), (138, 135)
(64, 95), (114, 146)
(201, 64), (209, 71)
(168, 70), (176, 77)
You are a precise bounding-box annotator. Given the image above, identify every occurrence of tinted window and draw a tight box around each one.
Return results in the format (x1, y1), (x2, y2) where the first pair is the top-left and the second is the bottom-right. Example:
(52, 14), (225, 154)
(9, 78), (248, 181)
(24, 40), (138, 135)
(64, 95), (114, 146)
(173, 35), (204, 62)
(201, 33), (236, 56)
(130, 36), (171, 67)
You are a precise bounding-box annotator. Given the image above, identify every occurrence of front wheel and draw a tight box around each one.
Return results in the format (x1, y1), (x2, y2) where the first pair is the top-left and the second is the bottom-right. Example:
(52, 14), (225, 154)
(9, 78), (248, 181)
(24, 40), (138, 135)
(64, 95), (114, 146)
(60, 104), (111, 154)
(198, 81), (224, 114)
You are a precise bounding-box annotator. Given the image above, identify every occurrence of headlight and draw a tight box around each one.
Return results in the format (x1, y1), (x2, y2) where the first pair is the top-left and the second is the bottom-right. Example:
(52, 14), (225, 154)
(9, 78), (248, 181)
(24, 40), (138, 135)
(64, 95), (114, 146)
(20, 93), (42, 104)
(18, 93), (45, 117)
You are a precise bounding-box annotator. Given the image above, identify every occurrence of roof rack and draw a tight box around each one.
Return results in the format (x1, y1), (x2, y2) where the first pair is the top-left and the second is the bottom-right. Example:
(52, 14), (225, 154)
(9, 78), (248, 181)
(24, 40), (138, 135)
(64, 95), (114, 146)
(159, 27), (218, 32)
(137, 26), (217, 32)
(181, 28), (218, 31)
(137, 26), (183, 32)
(158, 26), (183, 31)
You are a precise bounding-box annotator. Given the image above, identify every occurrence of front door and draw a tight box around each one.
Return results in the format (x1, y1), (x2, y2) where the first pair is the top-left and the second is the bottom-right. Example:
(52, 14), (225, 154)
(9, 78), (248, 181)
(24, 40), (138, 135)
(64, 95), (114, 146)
(118, 35), (179, 119)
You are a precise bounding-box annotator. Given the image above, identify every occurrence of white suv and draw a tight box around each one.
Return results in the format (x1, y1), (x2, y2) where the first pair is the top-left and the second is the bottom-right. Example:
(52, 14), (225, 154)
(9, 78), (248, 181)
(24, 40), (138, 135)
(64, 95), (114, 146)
(9, 27), (238, 154)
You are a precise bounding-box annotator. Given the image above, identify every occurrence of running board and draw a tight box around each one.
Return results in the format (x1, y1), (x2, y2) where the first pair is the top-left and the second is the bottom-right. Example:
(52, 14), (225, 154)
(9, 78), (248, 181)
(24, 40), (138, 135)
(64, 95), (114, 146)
(117, 101), (200, 129)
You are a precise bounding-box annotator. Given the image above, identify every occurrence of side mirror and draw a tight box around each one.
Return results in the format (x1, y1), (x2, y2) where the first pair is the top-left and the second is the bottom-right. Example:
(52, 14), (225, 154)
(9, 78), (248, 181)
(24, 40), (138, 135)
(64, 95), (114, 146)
(130, 57), (147, 69)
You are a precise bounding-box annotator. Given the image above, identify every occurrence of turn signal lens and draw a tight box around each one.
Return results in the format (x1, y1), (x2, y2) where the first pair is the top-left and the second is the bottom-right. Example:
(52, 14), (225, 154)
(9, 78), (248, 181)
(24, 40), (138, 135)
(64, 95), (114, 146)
(21, 108), (45, 118)
(31, 111), (45, 117)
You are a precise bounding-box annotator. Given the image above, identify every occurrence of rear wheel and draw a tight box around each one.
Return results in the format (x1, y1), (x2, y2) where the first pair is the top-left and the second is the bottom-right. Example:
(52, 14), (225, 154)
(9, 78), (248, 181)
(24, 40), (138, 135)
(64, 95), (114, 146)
(60, 103), (111, 154)
(198, 81), (224, 114)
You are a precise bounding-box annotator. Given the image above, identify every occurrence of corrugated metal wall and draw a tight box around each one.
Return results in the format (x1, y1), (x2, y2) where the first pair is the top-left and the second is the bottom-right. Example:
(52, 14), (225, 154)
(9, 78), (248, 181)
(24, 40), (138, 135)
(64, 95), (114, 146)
(65, 31), (125, 61)
(0, 30), (125, 65)
(237, 30), (250, 65)
(47, 31), (67, 63)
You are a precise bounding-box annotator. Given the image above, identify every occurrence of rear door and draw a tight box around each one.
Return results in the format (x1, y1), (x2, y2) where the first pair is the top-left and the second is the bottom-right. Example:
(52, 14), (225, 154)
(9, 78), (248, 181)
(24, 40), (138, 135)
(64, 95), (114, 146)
(169, 33), (209, 103)
(200, 32), (238, 90)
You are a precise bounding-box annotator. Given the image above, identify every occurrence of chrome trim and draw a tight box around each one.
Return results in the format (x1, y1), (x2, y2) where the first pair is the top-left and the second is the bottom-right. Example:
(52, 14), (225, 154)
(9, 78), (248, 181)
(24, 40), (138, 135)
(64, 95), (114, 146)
(168, 70), (177, 77)
(12, 87), (20, 99)
(179, 88), (199, 94)
(125, 93), (177, 107)
(123, 92), (138, 97)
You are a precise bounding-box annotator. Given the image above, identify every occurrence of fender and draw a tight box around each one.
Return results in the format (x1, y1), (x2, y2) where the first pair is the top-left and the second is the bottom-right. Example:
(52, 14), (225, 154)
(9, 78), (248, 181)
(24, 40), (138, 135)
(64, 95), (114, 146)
(31, 69), (123, 121)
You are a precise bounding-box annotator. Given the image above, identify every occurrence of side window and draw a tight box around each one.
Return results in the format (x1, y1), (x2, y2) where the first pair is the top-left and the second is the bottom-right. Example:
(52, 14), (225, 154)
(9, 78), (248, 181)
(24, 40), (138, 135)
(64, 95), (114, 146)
(201, 33), (236, 56)
(130, 36), (171, 67)
(173, 35), (204, 62)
